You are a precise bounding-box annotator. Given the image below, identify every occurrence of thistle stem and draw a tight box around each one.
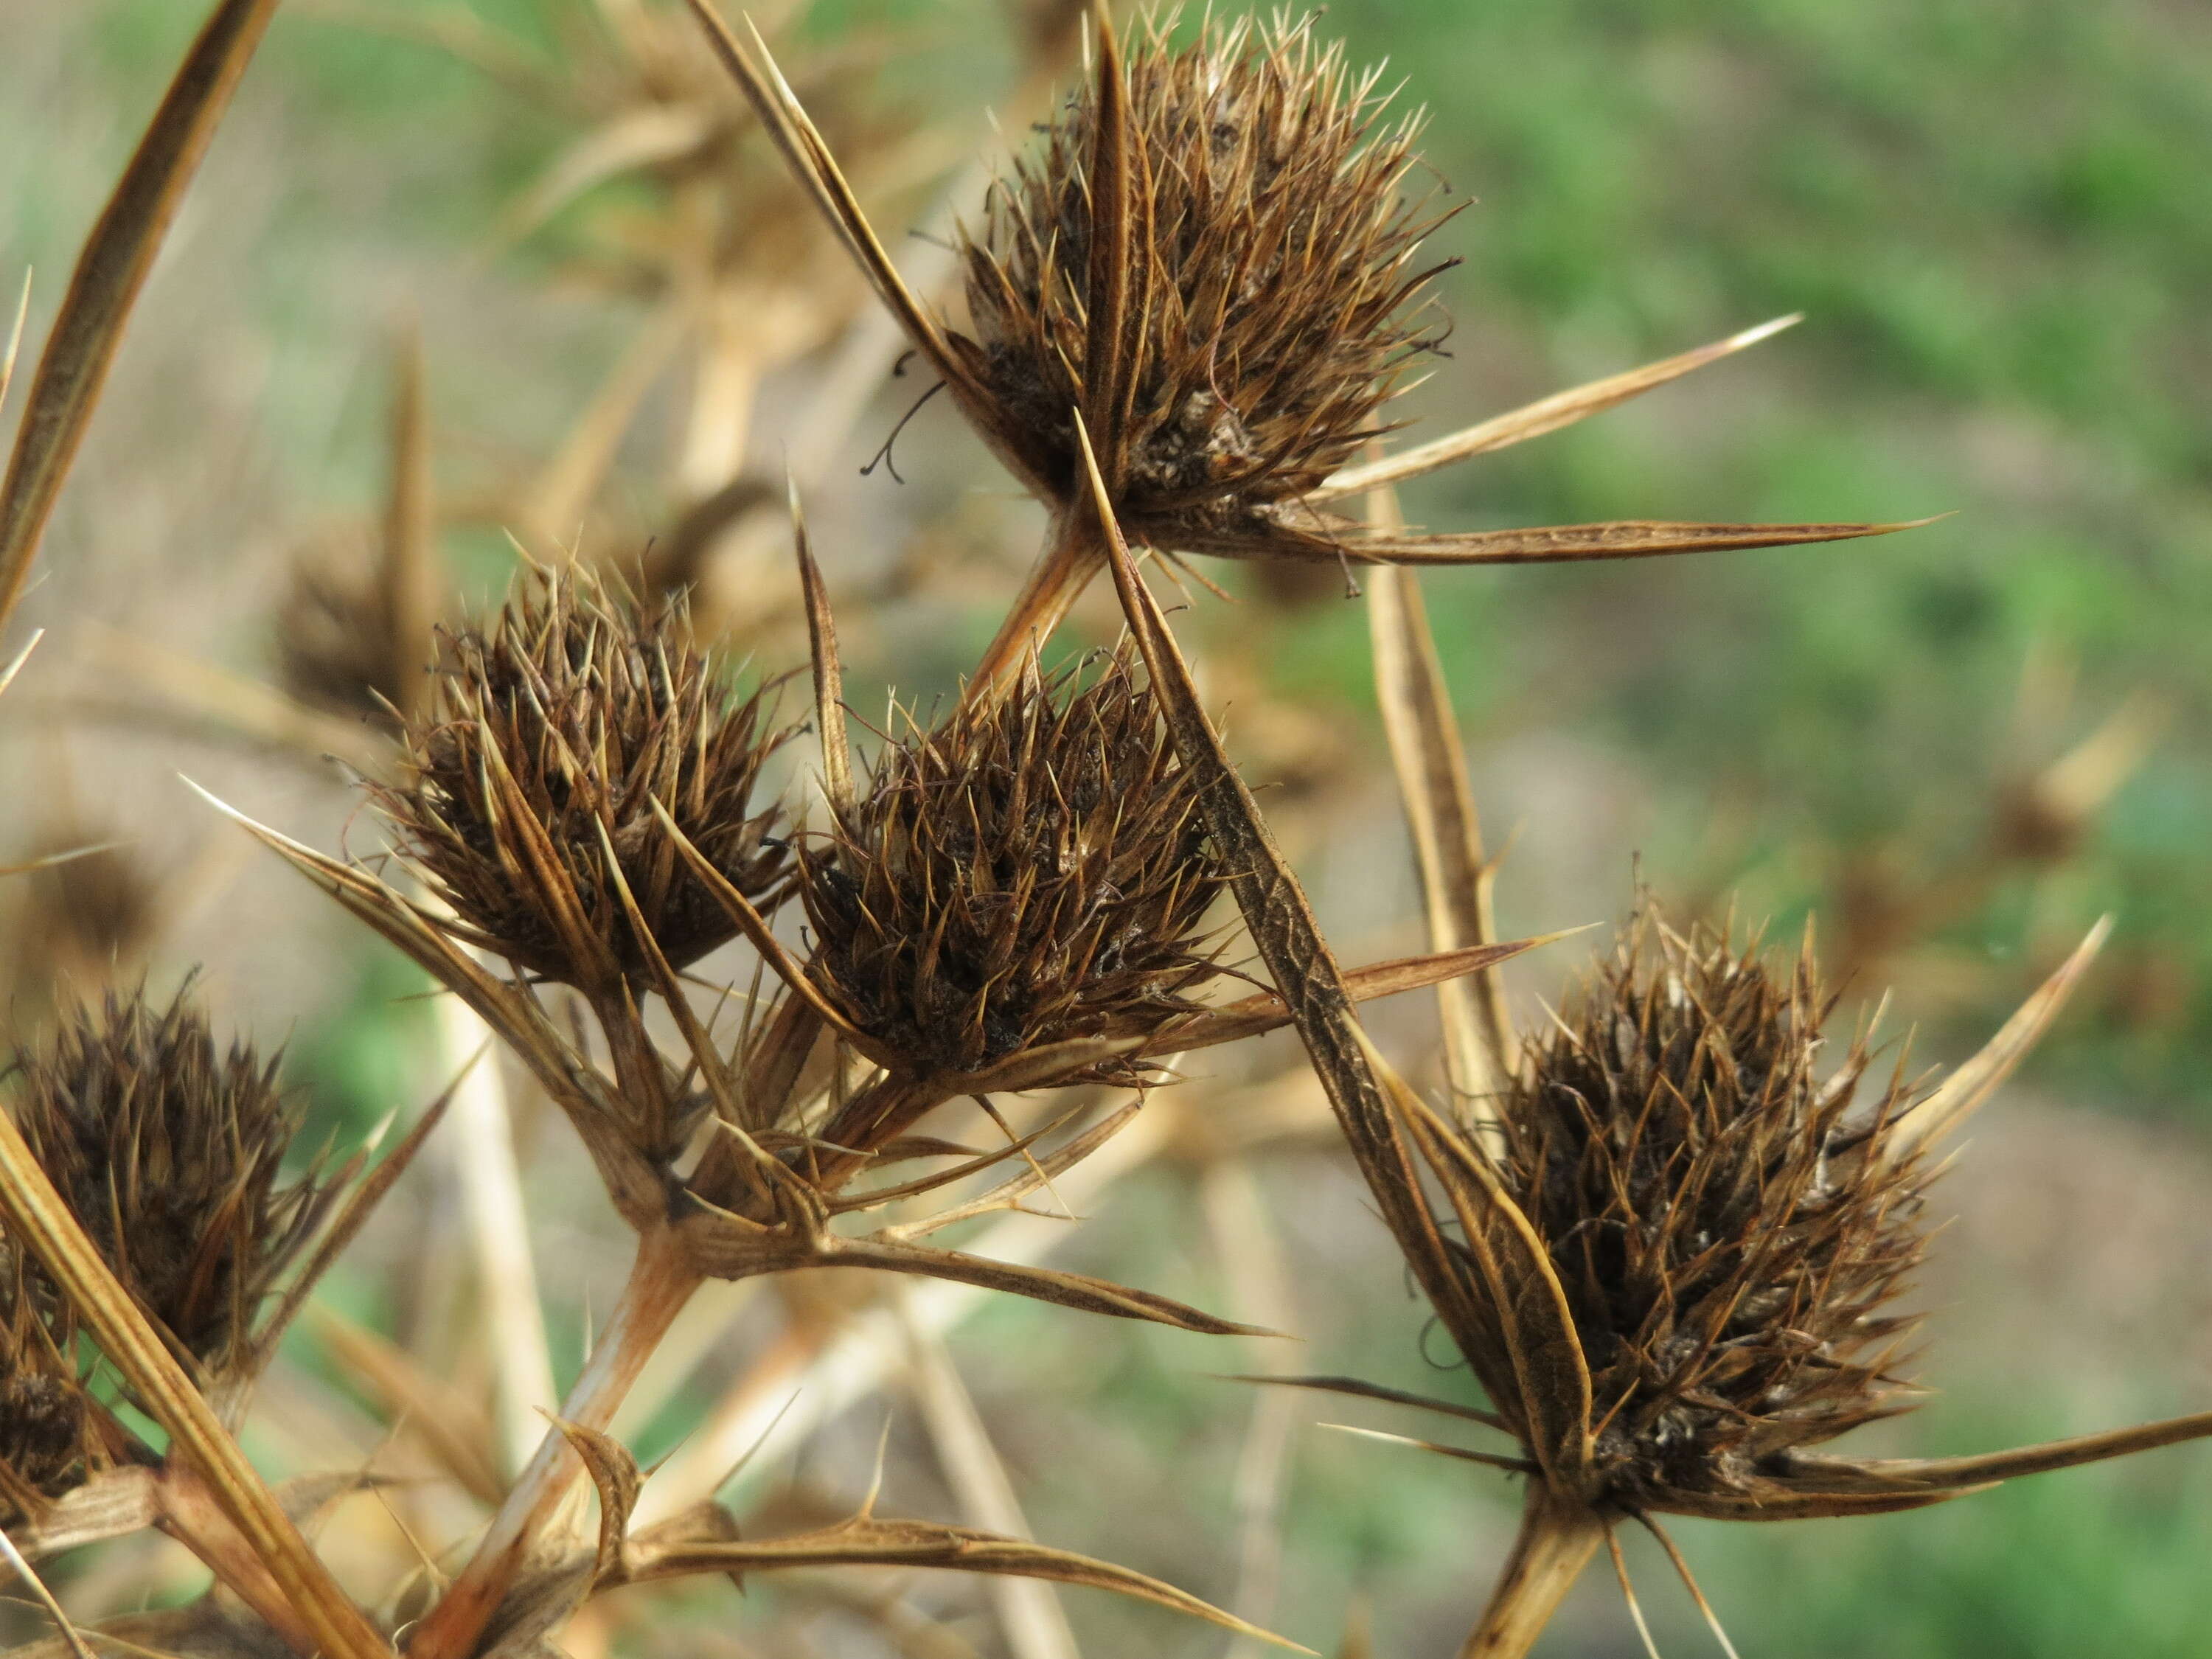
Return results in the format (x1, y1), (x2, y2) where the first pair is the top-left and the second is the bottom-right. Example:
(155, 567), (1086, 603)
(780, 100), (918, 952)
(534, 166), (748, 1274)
(406, 1224), (702, 1659)
(1458, 1486), (1607, 1659)
(155, 1463), (324, 1658)
(965, 509), (1102, 702)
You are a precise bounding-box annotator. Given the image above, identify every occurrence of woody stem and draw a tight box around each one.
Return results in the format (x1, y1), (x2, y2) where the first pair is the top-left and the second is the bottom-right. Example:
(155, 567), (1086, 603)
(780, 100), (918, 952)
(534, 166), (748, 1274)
(965, 508), (1104, 705)
(406, 1223), (701, 1659)
(1458, 1485), (1607, 1659)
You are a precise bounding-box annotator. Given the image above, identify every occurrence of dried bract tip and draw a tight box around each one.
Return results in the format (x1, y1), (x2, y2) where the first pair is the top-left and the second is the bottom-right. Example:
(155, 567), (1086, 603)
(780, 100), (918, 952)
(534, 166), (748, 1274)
(799, 648), (1226, 1082)
(1497, 914), (1928, 1514)
(374, 559), (793, 991)
(7, 988), (324, 1378)
(964, 11), (1451, 539)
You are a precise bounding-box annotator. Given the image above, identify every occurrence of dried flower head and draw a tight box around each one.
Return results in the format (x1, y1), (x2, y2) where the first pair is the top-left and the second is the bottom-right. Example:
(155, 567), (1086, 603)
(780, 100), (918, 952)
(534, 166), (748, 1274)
(961, 11), (1451, 547)
(0, 1251), (99, 1523)
(7, 988), (324, 1375)
(1317, 909), (2212, 1652)
(798, 648), (1225, 1082)
(1495, 914), (1928, 1514)
(374, 560), (793, 992)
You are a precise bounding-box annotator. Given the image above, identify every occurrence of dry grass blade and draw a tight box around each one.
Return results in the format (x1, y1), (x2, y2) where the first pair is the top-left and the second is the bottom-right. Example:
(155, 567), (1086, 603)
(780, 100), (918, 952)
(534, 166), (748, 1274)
(1317, 1422), (1536, 1476)
(713, 1231), (1269, 1338)
(0, 1520), (97, 1659)
(308, 1306), (506, 1508)
(0, 1112), (387, 1659)
(627, 1512), (1313, 1652)
(1367, 561), (1511, 1097)
(1077, 16), (1139, 495)
(1313, 315), (1801, 501)
(650, 796), (883, 1057)
(678, 0), (1018, 481)
(0, 0), (283, 637)
(1885, 917), (2111, 1164)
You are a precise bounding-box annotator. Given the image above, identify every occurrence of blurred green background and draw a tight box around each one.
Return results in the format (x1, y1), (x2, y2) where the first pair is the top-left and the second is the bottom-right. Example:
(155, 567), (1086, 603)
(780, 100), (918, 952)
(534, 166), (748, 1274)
(7, 0), (2210, 1652)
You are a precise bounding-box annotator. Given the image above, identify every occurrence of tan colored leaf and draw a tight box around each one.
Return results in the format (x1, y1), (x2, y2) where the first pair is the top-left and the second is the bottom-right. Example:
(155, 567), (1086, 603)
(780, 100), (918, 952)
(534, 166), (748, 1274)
(0, 0), (285, 636)
(379, 326), (437, 728)
(626, 1512), (1312, 1652)
(1220, 1374), (1507, 1433)
(1293, 515), (1939, 568)
(1312, 315), (1801, 501)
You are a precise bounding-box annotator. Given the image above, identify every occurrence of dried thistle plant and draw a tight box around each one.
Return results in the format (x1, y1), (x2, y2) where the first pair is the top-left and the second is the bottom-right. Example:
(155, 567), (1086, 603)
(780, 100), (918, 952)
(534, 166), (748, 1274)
(961, 13), (1455, 546)
(7, 988), (331, 1380)
(800, 645), (1227, 1083)
(372, 557), (793, 1000)
(686, 1), (1923, 690)
(1273, 912), (2212, 1658)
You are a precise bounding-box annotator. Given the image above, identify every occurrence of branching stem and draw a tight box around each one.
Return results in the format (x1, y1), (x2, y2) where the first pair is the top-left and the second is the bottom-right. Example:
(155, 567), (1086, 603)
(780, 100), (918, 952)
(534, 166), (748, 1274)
(1458, 1486), (1607, 1659)
(406, 1224), (702, 1659)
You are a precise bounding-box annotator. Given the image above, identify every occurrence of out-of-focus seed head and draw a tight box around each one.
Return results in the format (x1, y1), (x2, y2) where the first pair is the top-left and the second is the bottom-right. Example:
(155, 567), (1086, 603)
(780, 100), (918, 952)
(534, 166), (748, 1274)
(0, 1252), (99, 1523)
(1493, 914), (1930, 1514)
(373, 560), (794, 992)
(276, 544), (434, 729)
(962, 11), (1453, 541)
(799, 649), (1226, 1082)
(7, 989), (325, 1377)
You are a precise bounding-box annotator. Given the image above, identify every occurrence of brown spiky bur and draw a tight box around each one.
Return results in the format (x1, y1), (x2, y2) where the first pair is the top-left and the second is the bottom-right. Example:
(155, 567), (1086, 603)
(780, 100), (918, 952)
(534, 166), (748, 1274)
(1305, 911), (2212, 1657)
(963, 11), (1453, 545)
(1495, 914), (1931, 1514)
(371, 557), (794, 997)
(6, 987), (327, 1382)
(799, 646), (1228, 1091)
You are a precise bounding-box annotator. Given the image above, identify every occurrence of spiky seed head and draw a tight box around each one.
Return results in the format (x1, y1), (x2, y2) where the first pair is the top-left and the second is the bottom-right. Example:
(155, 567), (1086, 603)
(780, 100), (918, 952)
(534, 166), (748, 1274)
(0, 1252), (100, 1523)
(1495, 914), (1930, 1513)
(798, 649), (1226, 1082)
(373, 560), (794, 992)
(962, 11), (1453, 540)
(7, 989), (326, 1377)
